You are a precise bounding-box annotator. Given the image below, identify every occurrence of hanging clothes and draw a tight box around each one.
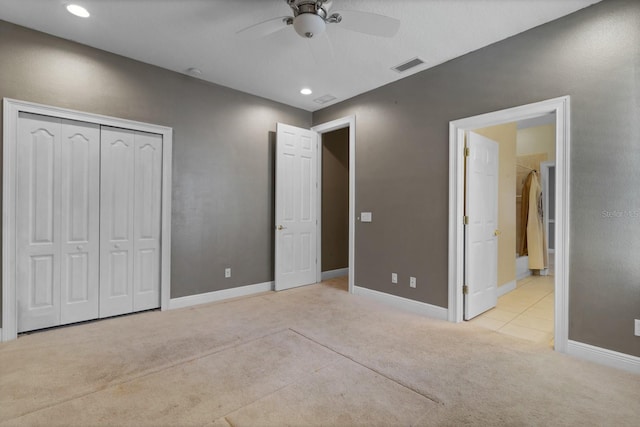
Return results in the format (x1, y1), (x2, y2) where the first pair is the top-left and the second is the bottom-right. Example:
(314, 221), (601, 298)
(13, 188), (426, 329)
(518, 172), (534, 257)
(526, 171), (547, 270)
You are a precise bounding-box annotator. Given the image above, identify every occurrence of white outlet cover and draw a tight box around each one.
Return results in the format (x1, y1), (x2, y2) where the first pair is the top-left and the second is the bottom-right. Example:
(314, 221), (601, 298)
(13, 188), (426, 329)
(635, 319), (640, 336)
(225, 268), (231, 278)
(391, 273), (398, 284)
(410, 277), (416, 288)
(361, 212), (372, 222)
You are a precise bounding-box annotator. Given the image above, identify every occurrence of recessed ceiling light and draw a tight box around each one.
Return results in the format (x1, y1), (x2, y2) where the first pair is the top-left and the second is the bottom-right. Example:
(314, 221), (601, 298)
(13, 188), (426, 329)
(66, 4), (90, 18)
(300, 88), (313, 95)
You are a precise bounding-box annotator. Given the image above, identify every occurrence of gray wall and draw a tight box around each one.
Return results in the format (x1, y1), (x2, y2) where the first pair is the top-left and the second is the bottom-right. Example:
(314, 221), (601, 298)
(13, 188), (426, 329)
(2, 0), (638, 358)
(321, 128), (349, 272)
(0, 20), (311, 323)
(313, 0), (640, 357)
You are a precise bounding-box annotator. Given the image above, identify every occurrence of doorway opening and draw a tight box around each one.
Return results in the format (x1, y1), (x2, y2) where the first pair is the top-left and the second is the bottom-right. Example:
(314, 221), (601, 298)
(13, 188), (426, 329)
(312, 116), (356, 294)
(318, 127), (350, 291)
(273, 117), (355, 293)
(448, 97), (570, 353)
(468, 115), (557, 346)
(2, 98), (173, 342)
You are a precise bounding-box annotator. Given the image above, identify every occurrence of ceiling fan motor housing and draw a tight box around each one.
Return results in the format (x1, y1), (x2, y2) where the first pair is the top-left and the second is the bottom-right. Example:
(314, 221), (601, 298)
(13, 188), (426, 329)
(288, 0), (334, 38)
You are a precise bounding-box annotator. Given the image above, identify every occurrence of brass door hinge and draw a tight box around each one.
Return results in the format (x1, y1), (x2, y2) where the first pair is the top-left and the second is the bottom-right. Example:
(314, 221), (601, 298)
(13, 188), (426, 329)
(463, 285), (469, 295)
(464, 147), (470, 157)
(463, 216), (469, 225)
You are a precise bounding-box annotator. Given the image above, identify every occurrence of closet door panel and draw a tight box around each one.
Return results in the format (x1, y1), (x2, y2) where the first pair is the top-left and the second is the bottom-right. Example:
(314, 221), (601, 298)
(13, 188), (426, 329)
(133, 132), (162, 311)
(60, 120), (100, 324)
(100, 127), (135, 318)
(16, 113), (62, 332)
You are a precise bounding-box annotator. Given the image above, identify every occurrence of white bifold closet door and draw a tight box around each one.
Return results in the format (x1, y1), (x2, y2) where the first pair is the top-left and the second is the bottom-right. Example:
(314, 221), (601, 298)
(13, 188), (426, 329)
(17, 113), (100, 332)
(99, 127), (162, 318)
(16, 114), (162, 333)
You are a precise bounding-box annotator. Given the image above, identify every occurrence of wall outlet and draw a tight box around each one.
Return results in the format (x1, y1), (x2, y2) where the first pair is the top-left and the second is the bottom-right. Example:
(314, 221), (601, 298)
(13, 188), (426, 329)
(410, 277), (416, 288)
(225, 268), (231, 278)
(635, 319), (640, 337)
(391, 273), (398, 284)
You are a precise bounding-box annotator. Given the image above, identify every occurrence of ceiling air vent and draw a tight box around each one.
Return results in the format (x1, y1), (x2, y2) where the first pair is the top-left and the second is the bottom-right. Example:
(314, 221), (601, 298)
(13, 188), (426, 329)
(392, 57), (425, 73)
(313, 94), (337, 105)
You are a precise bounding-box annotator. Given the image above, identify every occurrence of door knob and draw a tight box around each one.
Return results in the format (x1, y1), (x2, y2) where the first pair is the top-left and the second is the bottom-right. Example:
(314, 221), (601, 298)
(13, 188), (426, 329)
(114, 244), (120, 249)
(76, 245), (83, 250)
(494, 230), (501, 236)
(277, 225), (287, 230)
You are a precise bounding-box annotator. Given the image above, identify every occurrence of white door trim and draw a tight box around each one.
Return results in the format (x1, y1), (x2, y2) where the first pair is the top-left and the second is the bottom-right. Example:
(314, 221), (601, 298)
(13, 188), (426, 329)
(312, 116), (356, 294)
(448, 96), (571, 353)
(2, 98), (173, 342)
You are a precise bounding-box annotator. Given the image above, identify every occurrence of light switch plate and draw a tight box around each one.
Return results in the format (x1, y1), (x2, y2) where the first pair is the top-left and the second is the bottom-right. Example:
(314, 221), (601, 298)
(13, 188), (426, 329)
(391, 273), (398, 284)
(225, 268), (231, 278)
(361, 212), (372, 222)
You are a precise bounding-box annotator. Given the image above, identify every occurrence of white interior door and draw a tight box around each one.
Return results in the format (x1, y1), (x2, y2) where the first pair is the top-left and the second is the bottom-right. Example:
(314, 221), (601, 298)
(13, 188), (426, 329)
(464, 131), (499, 320)
(100, 126), (135, 317)
(16, 114), (101, 332)
(132, 132), (163, 311)
(16, 113), (62, 332)
(275, 123), (318, 291)
(60, 119), (101, 325)
(100, 127), (162, 317)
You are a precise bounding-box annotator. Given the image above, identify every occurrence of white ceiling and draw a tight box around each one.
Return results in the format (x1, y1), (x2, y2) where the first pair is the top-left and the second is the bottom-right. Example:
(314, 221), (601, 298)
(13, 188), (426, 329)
(0, 0), (600, 112)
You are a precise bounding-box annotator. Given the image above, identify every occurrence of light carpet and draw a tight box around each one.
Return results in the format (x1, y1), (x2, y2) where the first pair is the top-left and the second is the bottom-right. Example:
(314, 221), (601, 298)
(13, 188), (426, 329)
(1, 277), (638, 426)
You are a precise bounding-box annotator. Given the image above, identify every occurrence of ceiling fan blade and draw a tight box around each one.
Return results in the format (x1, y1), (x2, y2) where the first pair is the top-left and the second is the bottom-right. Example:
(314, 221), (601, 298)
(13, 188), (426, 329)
(333, 10), (400, 37)
(307, 32), (334, 65)
(236, 16), (291, 39)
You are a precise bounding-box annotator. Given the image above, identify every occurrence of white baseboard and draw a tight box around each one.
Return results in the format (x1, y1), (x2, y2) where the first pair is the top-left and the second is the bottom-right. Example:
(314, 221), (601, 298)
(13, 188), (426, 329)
(321, 268), (349, 281)
(169, 281), (273, 310)
(353, 286), (448, 321)
(567, 340), (640, 374)
(498, 280), (516, 297)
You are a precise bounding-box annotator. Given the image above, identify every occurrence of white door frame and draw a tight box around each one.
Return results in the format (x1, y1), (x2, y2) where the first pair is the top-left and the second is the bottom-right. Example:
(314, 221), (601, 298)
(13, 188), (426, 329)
(448, 96), (570, 353)
(2, 98), (173, 342)
(311, 116), (356, 294)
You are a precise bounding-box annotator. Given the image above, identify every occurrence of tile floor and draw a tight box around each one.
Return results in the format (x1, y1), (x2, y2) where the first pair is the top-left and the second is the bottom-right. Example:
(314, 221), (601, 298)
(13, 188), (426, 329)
(470, 274), (555, 347)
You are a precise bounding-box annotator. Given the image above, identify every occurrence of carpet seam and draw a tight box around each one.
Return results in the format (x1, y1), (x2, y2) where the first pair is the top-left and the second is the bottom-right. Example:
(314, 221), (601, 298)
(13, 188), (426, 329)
(1, 328), (292, 424)
(217, 358), (342, 422)
(288, 328), (445, 406)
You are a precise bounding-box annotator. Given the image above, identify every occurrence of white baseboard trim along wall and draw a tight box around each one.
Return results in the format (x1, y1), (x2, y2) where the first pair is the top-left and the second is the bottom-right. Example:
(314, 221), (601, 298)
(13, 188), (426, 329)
(497, 280), (516, 297)
(166, 280), (640, 374)
(567, 340), (640, 374)
(169, 281), (273, 310)
(353, 286), (448, 321)
(321, 268), (349, 281)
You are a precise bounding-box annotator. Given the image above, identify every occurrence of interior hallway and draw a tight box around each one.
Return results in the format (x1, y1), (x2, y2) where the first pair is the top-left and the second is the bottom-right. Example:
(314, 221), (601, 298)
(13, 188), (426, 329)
(470, 275), (555, 346)
(1, 276), (637, 426)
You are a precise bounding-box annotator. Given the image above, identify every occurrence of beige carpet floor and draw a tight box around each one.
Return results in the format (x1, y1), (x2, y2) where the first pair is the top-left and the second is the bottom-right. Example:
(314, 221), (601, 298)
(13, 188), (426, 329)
(1, 277), (638, 426)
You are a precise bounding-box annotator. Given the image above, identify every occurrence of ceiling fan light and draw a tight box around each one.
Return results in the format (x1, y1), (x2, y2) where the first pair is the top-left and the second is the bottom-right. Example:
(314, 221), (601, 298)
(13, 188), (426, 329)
(293, 13), (326, 38)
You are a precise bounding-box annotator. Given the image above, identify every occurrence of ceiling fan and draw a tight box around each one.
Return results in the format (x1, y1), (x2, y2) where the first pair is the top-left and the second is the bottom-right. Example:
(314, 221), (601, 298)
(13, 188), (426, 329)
(237, 0), (401, 40)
